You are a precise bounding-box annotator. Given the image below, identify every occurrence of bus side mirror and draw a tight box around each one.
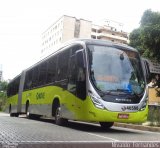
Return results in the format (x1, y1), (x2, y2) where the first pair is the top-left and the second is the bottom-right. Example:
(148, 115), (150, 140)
(76, 49), (86, 69)
(142, 58), (150, 83)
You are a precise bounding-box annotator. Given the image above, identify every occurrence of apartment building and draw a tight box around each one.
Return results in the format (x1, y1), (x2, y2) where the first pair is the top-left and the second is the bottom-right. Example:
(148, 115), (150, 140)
(41, 15), (129, 58)
(41, 15), (91, 58)
(91, 20), (128, 44)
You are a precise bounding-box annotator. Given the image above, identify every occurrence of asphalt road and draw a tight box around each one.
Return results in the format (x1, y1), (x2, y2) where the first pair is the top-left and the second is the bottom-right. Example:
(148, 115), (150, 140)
(0, 112), (160, 148)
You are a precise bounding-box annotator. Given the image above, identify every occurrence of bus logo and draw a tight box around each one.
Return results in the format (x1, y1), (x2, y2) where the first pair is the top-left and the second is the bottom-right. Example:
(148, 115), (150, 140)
(36, 92), (45, 100)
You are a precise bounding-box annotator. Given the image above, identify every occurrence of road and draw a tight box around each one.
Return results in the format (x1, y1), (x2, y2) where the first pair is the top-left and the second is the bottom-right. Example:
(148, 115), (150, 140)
(0, 112), (160, 148)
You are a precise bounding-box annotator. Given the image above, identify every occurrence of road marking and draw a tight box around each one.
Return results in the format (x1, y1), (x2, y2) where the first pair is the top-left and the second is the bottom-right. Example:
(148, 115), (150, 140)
(114, 126), (160, 135)
(86, 132), (119, 141)
(19, 141), (115, 143)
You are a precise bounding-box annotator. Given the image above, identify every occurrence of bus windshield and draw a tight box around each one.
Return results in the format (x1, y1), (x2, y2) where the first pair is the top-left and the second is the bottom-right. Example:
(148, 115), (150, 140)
(87, 45), (145, 96)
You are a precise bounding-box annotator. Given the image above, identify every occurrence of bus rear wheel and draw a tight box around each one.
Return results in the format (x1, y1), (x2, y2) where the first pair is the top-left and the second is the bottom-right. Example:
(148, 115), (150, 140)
(9, 105), (19, 117)
(26, 101), (30, 118)
(99, 122), (114, 129)
(55, 106), (68, 126)
(9, 105), (14, 117)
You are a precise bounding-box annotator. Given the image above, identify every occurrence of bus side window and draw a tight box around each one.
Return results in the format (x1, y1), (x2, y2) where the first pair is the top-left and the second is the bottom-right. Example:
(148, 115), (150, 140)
(46, 56), (57, 84)
(24, 70), (33, 90)
(9, 76), (20, 96)
(68, 55), (76, 94)
(38, 62), (47, 86)
(57, 50), (70, 81)
(32, 66), (39, 88)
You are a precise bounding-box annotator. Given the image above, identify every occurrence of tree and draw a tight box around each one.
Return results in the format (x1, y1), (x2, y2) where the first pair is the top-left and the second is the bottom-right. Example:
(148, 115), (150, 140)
(0, 81), (8, 91)
(0, 81), (8, 111)
(129, 9), (160, 62)
(129, 28), (143, 54)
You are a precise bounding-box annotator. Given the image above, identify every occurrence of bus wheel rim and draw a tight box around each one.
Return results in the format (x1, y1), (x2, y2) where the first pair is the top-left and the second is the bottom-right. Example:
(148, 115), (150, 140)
(56, 107), (61, 121)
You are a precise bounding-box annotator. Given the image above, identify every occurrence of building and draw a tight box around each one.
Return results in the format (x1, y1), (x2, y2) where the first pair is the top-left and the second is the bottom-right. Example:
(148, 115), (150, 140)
(91, 19), (128, 44)
(41, 15), (91, 58)
(41, 15), (129, 58)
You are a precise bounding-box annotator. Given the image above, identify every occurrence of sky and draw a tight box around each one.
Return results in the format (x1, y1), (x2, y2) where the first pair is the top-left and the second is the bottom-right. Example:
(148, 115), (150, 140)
(0, 0), (160, 80)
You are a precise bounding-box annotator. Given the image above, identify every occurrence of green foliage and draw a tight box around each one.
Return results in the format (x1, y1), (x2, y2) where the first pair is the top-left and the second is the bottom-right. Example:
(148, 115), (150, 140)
(140, 9), (160, 26)
(129, 9), (160, 62)
(129, 29), (142, 50)
(0, 81), (8, 91)
(148, 106), (160, 126)
(0, 81), (8, 111)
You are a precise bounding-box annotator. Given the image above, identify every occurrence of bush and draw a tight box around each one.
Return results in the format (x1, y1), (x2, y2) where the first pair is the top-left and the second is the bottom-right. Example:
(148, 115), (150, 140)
(148, 105), (160, 126)
(0, 81), (8, 111)
(0, 91), (7, 111)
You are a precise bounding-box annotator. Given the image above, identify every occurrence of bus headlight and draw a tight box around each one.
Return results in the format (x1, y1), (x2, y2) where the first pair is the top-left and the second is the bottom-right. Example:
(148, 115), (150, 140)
(139, 88), (148, 111)
(139, 100), (148, 111)
(89, 93), (105, 109)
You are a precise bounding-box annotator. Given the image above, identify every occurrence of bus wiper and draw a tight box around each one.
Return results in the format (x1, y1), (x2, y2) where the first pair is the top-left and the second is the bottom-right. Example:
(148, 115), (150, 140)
(98, 90), (111, 97)
(116, 89), (132, 93)
(99, 90), (122, 97)
(99, 89), (131, 97)
(117, 89), (142, 99)
(107, 89), (131, 94)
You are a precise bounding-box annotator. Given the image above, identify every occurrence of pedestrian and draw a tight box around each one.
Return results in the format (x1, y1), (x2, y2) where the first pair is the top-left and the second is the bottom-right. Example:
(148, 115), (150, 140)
(148, 78), (156, 88)
(154, 74), (160, 88)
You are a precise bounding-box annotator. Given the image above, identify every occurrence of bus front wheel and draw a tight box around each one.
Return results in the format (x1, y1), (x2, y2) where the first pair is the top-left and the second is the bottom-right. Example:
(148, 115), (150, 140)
(99, 122), (114, 129)
(55, 107), (68, 126)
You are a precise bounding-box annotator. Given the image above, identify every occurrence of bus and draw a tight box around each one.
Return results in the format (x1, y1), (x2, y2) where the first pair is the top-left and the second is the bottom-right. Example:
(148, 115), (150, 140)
(7, 39), (148, 129)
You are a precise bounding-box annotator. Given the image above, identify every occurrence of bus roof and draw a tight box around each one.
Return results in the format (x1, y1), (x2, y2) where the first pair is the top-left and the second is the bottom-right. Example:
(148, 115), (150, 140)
(68, 38), (137, 52)
(9, 39), (138, 81)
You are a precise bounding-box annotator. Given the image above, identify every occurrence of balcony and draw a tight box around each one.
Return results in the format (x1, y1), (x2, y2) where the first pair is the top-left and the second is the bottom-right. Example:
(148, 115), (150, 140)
(91, 32), (128, 42)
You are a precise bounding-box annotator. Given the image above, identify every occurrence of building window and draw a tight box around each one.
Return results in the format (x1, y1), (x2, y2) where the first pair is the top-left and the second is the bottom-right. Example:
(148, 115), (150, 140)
(92, 28), (96, 32)
(91, 35), (96, 39)
(97, 30), (102, 33)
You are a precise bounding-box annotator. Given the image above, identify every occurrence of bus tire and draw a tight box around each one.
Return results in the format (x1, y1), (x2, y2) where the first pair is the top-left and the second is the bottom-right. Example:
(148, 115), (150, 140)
(14, 113), (19, 117)
(26, 101), (30, 118)
(99, 122), (114, 129)
(9, 105), (14, 117)
(55, 106), (68, 126)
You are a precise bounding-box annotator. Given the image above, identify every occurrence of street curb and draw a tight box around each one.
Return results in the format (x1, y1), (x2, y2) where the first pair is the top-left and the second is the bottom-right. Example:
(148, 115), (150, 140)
(0, 112), (9, 116)
(114, 122), (160, 132)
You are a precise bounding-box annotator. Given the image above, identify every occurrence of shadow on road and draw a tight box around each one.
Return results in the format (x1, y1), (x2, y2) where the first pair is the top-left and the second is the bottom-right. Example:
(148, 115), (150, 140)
(22, 115), (139, 134)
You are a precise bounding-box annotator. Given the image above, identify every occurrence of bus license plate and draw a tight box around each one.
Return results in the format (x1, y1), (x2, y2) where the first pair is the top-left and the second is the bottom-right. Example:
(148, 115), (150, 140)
(118, 114), (129, 119)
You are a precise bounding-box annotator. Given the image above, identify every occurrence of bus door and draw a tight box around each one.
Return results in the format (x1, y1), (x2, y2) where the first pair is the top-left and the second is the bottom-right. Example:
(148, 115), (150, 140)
(67, 54), (77, 114)
(75, 50), (86, 101)
(69, 49), (87, 118)
(17, 71), (26, 113)
(67, 46), (86, 118)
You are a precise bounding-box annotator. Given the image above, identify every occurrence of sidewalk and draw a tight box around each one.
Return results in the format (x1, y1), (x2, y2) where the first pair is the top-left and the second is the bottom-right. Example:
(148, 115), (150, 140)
(114, 122), (160, 132)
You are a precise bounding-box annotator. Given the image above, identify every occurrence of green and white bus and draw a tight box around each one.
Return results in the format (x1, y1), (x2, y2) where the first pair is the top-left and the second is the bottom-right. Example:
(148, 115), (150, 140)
(7, 39), (148, 129)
